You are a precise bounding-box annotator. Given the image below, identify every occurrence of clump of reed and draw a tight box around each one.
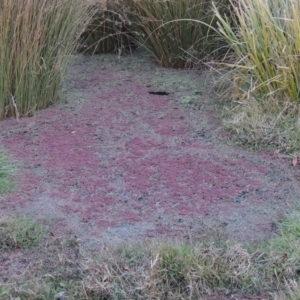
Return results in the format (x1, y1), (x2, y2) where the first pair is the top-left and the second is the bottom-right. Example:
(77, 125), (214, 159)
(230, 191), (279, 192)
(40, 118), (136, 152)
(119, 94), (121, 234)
(80, 0), (137, 54)
(213, 0), (300, 155)
(120, 0), (229, 68)
(0, 0), (92, 120)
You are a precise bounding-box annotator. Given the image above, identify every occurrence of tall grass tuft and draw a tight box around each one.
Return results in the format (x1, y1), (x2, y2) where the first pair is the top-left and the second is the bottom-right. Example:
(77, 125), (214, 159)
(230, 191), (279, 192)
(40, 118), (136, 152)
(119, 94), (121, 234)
(213, 0), (300, 155)
(214, 0), (300, 103)
(120, 0), (229, 68)
(0, 217), (44, 251)
(80, 0), (137, 54)
(0, 0), (92, 120)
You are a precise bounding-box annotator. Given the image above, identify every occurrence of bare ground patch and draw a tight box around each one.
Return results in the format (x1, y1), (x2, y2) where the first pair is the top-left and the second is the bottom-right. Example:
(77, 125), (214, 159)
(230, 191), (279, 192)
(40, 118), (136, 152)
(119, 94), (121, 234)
(0, 51), (299, 248)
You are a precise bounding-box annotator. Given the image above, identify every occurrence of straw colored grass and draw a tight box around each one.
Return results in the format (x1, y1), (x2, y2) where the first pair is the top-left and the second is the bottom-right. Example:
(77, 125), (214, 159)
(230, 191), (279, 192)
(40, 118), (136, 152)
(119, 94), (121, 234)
(214, 0), (300, 102)
(213, 0), (300, 156)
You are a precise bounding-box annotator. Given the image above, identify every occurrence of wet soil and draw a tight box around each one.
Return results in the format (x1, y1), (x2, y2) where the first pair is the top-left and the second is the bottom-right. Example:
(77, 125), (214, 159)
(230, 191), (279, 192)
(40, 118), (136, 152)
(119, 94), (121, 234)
(1, 50), (299, 248)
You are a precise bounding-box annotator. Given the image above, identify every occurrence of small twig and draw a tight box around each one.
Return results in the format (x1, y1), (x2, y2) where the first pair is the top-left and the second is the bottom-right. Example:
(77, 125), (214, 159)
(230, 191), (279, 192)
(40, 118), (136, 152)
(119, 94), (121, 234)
(118, 47), (122, 61)
(150, 253), (159, 269)
(9, 93), (19, 122)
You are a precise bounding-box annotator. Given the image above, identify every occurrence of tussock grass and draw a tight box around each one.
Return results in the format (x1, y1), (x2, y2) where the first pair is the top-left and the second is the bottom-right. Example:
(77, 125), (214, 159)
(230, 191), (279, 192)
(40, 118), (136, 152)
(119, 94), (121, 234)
(2, 210), (300, 299)
(120, 0), (229, 68)
(0, 0), (92, 120)
(80, 0), (137, 54)
(213, 0), (300, 155)
(0, 217), (44, 251)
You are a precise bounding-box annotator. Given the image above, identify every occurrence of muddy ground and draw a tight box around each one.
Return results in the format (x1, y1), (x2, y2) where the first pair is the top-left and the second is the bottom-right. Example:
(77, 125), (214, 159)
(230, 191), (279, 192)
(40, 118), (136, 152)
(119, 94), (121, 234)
(1, 50), (299, 248)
